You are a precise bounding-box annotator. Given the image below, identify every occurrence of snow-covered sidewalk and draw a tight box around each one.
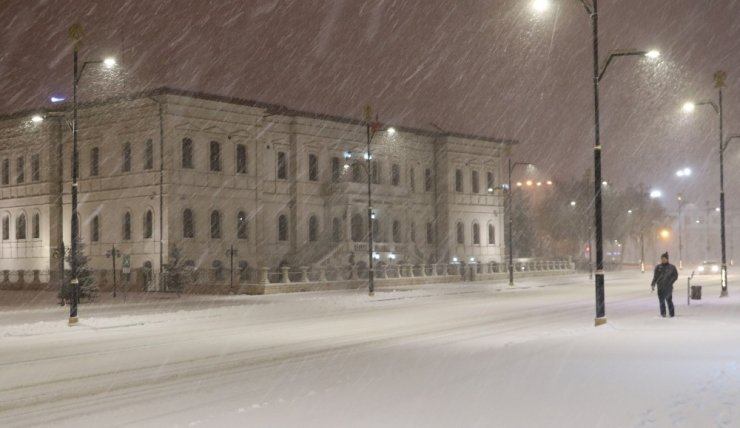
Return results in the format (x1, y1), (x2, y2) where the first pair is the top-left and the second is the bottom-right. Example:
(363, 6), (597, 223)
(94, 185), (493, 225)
(0, 271), (737, 427)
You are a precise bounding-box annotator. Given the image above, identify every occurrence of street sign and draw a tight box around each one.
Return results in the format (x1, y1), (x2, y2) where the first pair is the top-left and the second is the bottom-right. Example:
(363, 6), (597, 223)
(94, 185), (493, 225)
(122, 254), (131, 274)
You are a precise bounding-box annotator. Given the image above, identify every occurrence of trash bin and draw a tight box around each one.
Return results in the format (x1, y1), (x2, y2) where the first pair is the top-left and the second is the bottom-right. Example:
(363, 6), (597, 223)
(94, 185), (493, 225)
(690, 285), (702, 300)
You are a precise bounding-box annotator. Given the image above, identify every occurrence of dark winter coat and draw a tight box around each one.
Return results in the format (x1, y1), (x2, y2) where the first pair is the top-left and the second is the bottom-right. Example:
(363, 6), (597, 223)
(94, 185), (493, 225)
(651, 262), (678, 292)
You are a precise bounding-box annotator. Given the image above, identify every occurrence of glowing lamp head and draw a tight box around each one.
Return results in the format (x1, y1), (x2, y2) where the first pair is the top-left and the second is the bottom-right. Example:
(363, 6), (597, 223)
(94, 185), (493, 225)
(387, 127), (396, 135)
(683, 102), (696, 113)
(532, 0), (551, 12)
(31, 115), (44, 123)
(103, 57), (116, 68)
(645, 50), (660, 59)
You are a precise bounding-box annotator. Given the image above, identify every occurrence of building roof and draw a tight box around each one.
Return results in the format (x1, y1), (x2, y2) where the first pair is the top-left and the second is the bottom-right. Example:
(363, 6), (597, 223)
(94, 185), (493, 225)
(2, 87), (518, 145)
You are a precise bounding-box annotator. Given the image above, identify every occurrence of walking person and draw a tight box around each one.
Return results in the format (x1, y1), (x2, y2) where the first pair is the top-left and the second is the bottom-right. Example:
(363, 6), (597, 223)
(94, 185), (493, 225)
(651, 252), (678, 317)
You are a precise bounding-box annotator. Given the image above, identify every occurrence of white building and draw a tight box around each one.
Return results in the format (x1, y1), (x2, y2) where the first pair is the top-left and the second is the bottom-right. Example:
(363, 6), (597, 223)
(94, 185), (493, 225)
(0, 88), (514, 291)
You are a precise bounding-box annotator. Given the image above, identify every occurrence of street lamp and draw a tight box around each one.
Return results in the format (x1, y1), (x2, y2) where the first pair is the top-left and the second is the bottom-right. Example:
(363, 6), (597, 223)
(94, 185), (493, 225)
(67, 24), (116, 325)
(363, 107), (383, 296)
(507, 159), (534, 286)
(226, 246), (238, 294)
(677, 194), (685, 269)
(533, 0), (660, 326)
(105, 245), (121, 298)
(683, 71), (735, 297)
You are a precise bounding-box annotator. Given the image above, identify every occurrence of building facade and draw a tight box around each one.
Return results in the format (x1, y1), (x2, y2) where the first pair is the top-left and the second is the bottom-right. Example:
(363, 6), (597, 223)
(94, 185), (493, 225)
(0, 89), (513, 290)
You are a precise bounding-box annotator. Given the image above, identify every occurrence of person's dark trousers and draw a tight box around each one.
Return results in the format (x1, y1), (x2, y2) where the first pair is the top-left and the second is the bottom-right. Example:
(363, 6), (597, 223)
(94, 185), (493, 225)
(657, 288), (675, 317)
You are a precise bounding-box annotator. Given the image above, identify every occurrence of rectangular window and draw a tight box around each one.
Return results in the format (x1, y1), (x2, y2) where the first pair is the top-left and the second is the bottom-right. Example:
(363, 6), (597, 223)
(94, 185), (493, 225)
(144, 139), (154, 170)
(32, 213), (39, 239)
(182, 138), (194, 169)
(487, 171), (494, 191)
(277, 151), (287, 179)
(2, 216), (8, 240)
(209, 141), (221, 172)
(372, 162), (380, 184)
(90, 147), (99, 177)
(308, 154), (319, 181)
(425, 168), (432, 192)
(455, 169), (463, 192)
(426, 222), (434, 244)
(16, 157), (24, 184)
(331, 157), (340, 183)
(409, 168), (416, 192)
(2, 159), (8, 185)
(391, 164), (400, 186)
(122, 143), (132, 172)
(472, 170), (479, 193)
(31, 154), (40, 181)
(236, 144), (247, 174)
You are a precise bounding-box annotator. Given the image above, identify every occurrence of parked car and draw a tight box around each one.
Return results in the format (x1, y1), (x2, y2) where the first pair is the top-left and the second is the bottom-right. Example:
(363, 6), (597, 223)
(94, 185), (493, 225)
(696, 260), (720, 275)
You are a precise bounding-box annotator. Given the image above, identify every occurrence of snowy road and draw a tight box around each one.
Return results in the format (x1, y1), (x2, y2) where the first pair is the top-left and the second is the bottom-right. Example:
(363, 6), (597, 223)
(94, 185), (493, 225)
(1, 271), (739, 427)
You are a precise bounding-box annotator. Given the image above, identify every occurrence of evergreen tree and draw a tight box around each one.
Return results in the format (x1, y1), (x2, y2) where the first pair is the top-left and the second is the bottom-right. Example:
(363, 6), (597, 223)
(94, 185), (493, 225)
(163, 245), (193, 296)
(58, 241), (99, 302)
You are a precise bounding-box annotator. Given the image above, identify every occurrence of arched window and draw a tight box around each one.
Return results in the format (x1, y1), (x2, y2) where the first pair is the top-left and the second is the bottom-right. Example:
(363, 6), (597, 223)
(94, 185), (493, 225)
(143, 210), (153, 239)
(16, 213), (26, 240)
(122, 142), (132, 172)
(210, 210), (222, 239)
(144, 139), (154, 170)
(209, 141), (221, 172)
(331, 157), (341, 183)
(456, 222), (464, 244)
(351, 214), (364, 242)
(123, 212), (131, 240)
(473, 223), (480, 245)
(183, 209), (194, 238)
(392, 220), (402, 243)
(409, 167), (416, 191)
(237, 211), (248, 240)
(488, 224), (495, 245)
(278, 215), (288, 241)
(90, 215), (100, 242)
(308, 216), (319, 241)
(182, 138), (193, 169)
(332, 217), (342, 242)
(32, 212), (40, 239)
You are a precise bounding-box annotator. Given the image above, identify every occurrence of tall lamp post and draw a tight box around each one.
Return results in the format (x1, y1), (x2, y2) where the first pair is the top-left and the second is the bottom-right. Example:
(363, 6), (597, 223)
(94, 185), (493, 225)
(682, 71), (736, 297)
(677, 194), (684, 270)
(507, 159), (534, 286)
(533, 0), (660, 326)
(674, 167), (691, 270)
(363, 107), (382, 296)
(68, 24), (116, 325)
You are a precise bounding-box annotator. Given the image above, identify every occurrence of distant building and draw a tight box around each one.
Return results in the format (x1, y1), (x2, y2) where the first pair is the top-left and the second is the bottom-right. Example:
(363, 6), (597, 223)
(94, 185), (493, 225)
(0, 88), (513, 290)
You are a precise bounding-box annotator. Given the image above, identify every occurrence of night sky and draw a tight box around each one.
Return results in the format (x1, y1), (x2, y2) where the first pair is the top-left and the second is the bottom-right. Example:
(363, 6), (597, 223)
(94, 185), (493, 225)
(2, 0), (740, 210)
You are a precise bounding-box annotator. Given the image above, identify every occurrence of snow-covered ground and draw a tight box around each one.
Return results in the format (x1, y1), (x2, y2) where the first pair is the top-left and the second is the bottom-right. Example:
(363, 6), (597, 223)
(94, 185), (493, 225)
(1, 270), (738, 428)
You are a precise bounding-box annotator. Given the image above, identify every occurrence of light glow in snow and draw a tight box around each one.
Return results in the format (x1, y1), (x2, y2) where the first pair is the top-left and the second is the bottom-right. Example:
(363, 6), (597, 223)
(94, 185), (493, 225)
(531, 0), (550, 12)
(645, 50), (660, 59)
(30, 115), (43, 123)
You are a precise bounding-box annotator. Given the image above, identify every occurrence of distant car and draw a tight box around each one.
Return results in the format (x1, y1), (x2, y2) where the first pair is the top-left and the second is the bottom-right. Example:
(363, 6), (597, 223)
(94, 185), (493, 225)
(696, 261), (720, 275)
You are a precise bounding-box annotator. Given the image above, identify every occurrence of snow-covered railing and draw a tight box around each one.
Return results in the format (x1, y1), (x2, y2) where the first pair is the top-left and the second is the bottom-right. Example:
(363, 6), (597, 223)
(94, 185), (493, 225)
(0, 260), (574, 294)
